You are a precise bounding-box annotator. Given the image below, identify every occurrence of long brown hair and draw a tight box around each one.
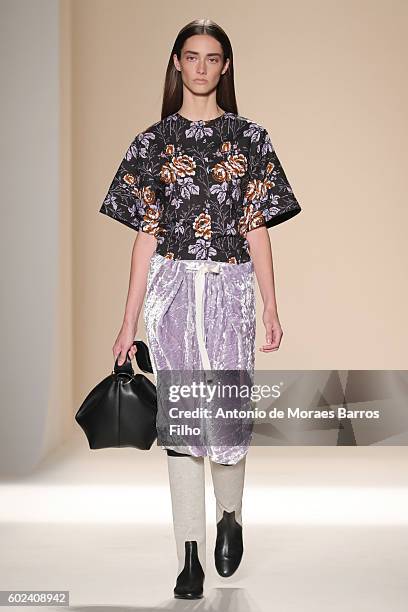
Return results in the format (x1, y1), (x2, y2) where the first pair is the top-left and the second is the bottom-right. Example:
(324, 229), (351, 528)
(161, 19), (238, 120)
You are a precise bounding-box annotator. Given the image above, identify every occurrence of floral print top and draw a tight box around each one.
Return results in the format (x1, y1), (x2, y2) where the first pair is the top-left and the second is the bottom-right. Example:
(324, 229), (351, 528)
(99, 111), (302, 263)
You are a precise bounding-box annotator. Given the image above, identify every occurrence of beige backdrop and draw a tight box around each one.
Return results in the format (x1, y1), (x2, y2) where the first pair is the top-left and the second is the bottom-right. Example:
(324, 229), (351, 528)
(71, 0), (408, 413)
(0, 0), (406, 475)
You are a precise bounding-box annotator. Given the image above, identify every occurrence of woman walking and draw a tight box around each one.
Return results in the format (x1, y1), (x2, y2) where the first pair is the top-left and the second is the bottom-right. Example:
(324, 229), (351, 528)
(99, 18), (301, 599)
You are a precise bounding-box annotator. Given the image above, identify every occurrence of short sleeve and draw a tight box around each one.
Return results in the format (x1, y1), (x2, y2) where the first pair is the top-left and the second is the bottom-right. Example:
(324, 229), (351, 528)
(244, 127), (302, 232)
(98, 133), (162, 237)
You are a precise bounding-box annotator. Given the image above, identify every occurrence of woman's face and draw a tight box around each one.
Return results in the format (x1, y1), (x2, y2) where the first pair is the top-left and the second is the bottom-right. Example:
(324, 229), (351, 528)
(174, 34), (229, 95)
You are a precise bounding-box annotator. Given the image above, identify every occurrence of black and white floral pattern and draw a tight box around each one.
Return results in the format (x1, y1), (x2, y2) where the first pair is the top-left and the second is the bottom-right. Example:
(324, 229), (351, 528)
(99, 111), (302, 263)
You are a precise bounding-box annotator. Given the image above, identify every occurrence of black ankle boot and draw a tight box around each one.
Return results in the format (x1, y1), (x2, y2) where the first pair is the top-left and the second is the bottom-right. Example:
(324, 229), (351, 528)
(174, 540), (205, 599)
(214, 510), (243, 577)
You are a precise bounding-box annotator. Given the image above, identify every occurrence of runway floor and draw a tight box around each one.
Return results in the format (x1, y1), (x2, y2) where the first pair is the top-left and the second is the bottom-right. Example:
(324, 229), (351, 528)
(1, 432), (408, 611)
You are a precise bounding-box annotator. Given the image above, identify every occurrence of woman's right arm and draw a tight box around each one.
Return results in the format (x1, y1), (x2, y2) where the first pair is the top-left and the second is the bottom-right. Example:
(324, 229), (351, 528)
(113, 231), (157, 365)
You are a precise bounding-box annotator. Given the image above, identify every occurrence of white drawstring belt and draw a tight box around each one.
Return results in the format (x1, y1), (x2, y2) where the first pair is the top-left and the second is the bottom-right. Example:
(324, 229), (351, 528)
(185, 261), (221, 373)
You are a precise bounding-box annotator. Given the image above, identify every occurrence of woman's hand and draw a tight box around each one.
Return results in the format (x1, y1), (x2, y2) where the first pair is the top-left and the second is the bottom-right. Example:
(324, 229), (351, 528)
(113, 321), (138, 366)
(260, 307), (283, 352)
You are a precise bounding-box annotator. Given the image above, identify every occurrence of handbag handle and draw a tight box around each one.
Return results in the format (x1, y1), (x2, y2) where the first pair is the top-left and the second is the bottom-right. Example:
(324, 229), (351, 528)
(113, 340), (153, 375)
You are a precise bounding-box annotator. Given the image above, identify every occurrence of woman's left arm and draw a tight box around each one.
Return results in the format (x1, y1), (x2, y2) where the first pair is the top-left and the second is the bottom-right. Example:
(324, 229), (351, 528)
(246, 226), (283, 352)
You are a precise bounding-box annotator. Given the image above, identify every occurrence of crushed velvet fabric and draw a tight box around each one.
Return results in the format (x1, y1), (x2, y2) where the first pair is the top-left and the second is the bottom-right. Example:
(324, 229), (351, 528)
(144, 252), (256, 465)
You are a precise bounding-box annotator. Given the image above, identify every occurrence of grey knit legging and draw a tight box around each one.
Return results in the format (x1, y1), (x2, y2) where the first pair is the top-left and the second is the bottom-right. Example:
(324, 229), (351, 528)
(165, 448), (247, 574)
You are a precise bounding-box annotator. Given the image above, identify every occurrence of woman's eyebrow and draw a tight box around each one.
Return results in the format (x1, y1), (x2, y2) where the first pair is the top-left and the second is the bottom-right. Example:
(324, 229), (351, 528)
(183, 50), (222, 58)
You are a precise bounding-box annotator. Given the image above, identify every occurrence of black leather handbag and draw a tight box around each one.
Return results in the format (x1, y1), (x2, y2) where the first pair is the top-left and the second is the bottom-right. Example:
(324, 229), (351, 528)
(75, 340), (157, 450)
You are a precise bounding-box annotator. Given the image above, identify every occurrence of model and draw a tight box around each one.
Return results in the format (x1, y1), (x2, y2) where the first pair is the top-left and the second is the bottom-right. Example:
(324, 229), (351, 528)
(99, 18), (302, 600)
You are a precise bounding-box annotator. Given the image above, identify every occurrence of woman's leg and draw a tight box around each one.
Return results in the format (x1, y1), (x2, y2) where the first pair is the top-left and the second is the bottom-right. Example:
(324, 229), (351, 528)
(210, 455), (246, 525)
(210, 454), (247, 577)
(166, 451), (206, 575)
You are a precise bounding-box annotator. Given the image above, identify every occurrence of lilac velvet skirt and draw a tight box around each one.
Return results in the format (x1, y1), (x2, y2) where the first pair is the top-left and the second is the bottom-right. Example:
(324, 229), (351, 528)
(143, 252), (256, 465)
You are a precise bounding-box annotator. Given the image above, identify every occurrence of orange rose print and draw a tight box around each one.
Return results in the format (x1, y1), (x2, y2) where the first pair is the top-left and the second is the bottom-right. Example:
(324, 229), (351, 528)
(193, 212), (212, 240)
(160, 154), (196, 184)
(141, 185), (156, 205)
(211, 154), (247, 183)
(123, 173), (136, 186)
(171, 155), (196, 177)
(238, 203), (265, 236)
(142, 205), (161, 237)
(245, 178), (268, 202)
(160, 162), (177, 184)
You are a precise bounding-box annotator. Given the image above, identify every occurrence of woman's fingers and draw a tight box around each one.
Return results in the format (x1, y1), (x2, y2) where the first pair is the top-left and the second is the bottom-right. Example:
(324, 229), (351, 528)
(118, 350), (127, 366)
(259, 324), (283, 351)
(114, 343), (139, 366)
